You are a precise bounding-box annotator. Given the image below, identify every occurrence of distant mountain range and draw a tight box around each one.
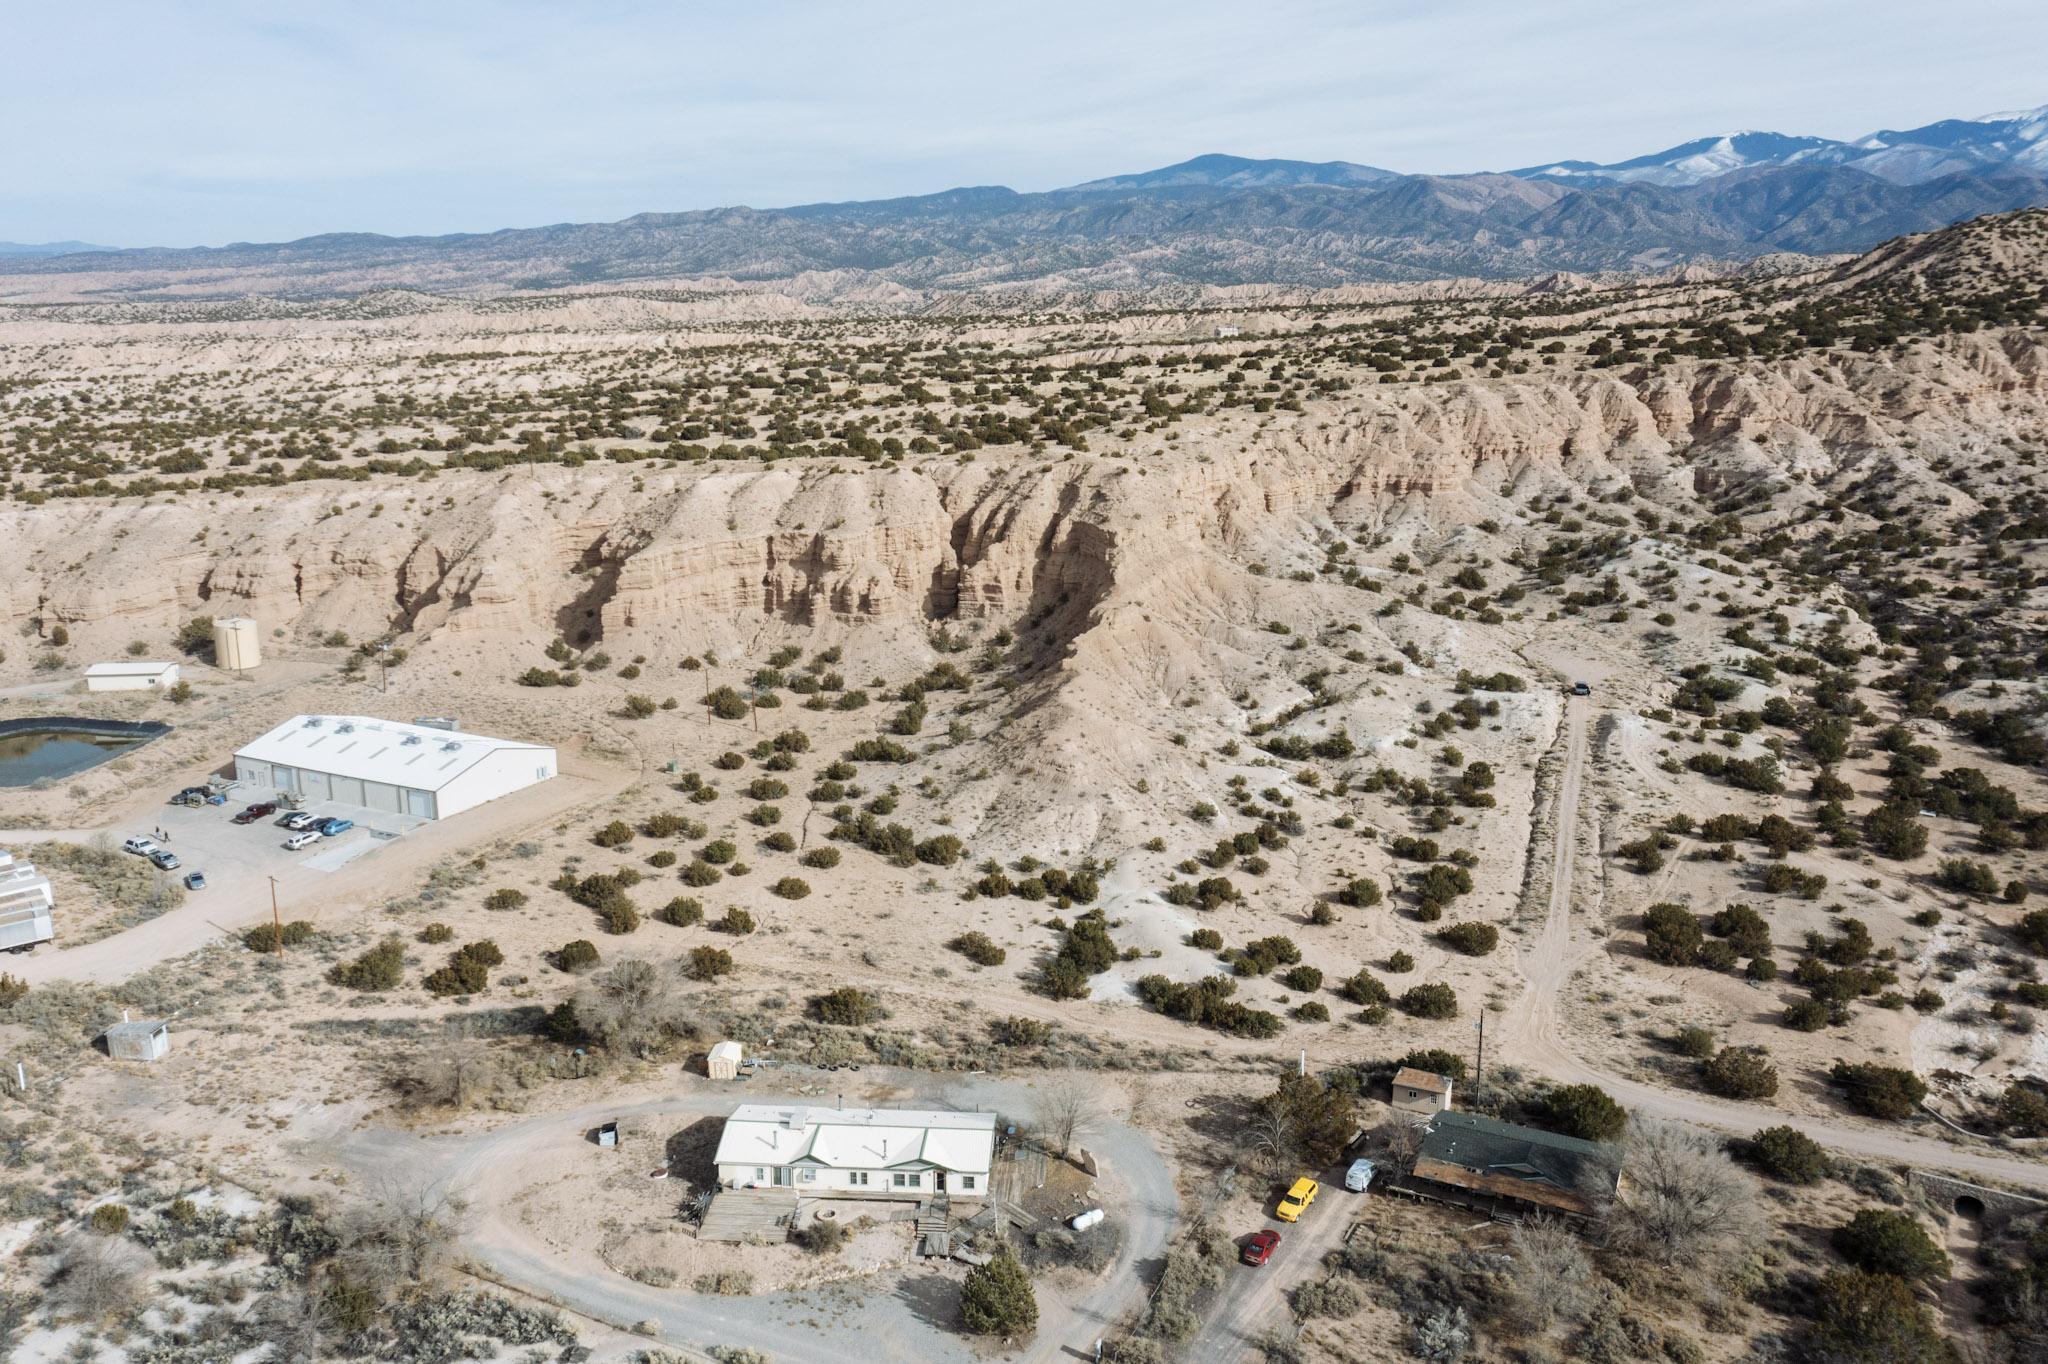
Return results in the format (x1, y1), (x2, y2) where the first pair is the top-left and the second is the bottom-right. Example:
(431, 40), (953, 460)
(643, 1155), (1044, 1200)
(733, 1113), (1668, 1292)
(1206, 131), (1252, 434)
(1510, 105), (2048, 186)
(0, 240), (109, 257)
(5, 102), (2045, 300)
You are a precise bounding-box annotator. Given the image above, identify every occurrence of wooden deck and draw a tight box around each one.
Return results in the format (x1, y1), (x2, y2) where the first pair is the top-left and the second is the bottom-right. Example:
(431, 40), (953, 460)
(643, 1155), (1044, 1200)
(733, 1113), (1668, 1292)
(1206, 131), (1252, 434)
(698, 1190), (798, 1244)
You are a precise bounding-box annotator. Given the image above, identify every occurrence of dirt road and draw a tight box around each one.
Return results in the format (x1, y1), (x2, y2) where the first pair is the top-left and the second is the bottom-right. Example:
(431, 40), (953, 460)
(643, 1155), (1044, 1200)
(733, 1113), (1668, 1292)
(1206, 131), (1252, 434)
(1500, 698), (2048, 1191)
(1176, 1178), (1358, 1363)
(334, 1071), (1176, 1364)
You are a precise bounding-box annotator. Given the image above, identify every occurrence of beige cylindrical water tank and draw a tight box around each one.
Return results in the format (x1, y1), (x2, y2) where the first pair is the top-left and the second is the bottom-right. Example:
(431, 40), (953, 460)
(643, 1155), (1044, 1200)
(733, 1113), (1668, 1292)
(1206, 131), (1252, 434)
(212, 617), (262, 671)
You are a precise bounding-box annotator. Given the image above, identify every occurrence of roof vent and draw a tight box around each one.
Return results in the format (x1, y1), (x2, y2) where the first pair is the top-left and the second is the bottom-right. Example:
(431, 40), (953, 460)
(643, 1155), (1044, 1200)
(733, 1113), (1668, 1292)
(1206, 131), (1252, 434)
(302, 717), (323, 728)
(336, 722), (355, 734)
(441, 741), (463, 753)
(401, 734), (422, 746)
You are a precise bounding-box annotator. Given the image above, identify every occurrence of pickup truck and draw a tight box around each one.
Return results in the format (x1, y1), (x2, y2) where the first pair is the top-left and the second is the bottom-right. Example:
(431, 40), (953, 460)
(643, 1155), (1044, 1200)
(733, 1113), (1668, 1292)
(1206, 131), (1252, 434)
(121, 836), (160, 857)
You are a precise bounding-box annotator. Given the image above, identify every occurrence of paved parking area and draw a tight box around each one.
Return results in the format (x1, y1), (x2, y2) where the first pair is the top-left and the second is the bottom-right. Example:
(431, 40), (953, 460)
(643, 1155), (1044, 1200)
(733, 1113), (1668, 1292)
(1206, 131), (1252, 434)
(123, 792), (397, 899)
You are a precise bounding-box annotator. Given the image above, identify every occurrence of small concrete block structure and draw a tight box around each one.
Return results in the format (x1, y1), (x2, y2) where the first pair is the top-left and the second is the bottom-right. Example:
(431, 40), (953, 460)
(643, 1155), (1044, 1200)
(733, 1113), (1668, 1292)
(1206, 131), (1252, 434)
(85, 661), (181, 692)
(707, 1040), (743, 1080)
(1391, 1066), (1455, 1115)
(103, 1019), (170, 1062)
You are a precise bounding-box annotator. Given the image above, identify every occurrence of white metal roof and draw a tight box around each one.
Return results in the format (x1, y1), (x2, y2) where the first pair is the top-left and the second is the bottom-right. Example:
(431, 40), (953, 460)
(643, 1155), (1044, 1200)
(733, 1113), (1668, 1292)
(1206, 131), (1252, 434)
(234, 715), (552, 793)
(709, 1041), (744, 1061)
(714, 1105), (996, 1175)
(0, 852), (53, 913)
(85, 661), (177, 676)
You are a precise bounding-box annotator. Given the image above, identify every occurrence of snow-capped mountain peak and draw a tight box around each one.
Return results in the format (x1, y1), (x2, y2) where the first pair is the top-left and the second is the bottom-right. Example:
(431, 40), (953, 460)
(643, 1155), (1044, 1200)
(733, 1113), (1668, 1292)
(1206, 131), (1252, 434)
(1506, 100), (2048, 187)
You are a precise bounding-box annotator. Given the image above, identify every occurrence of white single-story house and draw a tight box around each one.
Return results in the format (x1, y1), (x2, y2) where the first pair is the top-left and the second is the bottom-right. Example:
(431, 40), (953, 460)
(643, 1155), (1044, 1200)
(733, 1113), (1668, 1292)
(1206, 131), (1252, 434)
(85, 661), (180, 692)
(232, 715), (556, 821)
(714, 1105), (997, 1199)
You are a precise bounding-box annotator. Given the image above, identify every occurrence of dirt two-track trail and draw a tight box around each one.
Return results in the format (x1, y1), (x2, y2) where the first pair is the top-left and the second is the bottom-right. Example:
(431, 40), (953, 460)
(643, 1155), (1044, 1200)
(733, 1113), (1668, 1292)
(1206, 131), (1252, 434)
(1501, 698), (2048, 1191)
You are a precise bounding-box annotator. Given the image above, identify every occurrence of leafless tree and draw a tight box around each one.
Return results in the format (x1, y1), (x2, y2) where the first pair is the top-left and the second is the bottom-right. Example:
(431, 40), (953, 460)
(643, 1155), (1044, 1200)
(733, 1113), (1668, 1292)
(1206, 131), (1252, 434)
(574, 957), (691, 1056)
(1501, 1217), (1592, 1337)
(1035, 1071), (1101, 1159)
(398, 1041), (502, 1111)
(256, 1282), (333, 1363)
(334, 1179), (465, 1296)
(1601, 1120), (1764, 1268)
(46, 1231), (149, 1322)
(1246, 1105), (1298, 1176)
(1369, 1118), (1425, 1170)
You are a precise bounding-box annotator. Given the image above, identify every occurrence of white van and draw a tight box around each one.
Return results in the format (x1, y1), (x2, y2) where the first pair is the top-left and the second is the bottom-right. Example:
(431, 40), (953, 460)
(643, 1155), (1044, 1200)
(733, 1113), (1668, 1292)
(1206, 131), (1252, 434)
(283, 831), (321, 851)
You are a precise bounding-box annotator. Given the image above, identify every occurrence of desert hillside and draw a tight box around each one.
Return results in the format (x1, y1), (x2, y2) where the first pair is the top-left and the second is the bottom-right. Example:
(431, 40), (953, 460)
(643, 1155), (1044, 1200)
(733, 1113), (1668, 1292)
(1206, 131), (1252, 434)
(1, 208), (2045, 1364)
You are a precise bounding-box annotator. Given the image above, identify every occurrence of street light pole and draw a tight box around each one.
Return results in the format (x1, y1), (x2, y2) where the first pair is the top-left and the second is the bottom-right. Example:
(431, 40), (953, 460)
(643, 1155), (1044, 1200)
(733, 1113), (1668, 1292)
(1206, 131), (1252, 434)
(268, 875), (282, 958)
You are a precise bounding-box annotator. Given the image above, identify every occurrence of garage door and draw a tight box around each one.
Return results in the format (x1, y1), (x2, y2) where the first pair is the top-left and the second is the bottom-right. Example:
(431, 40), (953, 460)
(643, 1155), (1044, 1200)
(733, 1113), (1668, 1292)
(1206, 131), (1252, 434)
(363, 781), (404, 814)
(300, 770), (331, 801)
(272, 765), (299, 794)
(330, 775), (365, 807)
(406, 788), (435, 819)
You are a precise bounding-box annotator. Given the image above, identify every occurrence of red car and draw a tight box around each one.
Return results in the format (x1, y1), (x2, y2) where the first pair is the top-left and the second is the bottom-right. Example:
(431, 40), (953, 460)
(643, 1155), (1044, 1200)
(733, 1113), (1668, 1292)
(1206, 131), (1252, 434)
(1241, 1229), (1281, 1267)
(232, 802), (278, 825)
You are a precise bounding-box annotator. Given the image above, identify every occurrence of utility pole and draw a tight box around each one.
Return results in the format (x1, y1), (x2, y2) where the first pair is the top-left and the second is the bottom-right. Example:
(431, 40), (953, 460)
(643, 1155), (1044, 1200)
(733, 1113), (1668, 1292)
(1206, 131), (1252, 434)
(268, 876), (283, 957)
(1473, 1014), (1486, 1096)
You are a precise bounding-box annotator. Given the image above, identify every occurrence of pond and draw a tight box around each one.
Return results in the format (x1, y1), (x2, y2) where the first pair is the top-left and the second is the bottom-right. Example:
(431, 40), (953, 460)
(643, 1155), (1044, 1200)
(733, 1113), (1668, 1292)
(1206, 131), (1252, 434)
(0, 718), (169, 787)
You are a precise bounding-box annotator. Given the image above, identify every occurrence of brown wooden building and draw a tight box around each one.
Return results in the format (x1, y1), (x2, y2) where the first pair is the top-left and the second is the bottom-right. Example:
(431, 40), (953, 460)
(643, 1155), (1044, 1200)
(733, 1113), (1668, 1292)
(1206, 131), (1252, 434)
(1395, 1110), (1621, 1220)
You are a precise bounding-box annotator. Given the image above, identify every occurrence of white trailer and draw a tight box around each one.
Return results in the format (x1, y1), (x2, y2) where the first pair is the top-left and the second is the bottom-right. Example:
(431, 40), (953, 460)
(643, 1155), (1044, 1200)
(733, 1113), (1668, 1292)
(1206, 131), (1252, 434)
(0, 852), (54, 953)
(0, 904), (53, 954)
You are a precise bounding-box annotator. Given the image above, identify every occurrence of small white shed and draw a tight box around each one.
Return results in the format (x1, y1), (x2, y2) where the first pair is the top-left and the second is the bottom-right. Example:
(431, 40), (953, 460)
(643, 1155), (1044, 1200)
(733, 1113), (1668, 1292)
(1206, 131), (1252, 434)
(104, 1019), (170, 1062)
(707, 1040), (744, 1080)
(1391, 1066), (1454, 1115)
(85, 661), (181, 692)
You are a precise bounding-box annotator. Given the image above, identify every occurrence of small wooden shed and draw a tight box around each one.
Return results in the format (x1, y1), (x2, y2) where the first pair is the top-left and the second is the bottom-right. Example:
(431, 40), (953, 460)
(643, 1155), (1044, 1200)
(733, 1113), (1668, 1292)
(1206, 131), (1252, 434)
(707, 1040), (743, 1080)
(104, 1019), (170, 1062)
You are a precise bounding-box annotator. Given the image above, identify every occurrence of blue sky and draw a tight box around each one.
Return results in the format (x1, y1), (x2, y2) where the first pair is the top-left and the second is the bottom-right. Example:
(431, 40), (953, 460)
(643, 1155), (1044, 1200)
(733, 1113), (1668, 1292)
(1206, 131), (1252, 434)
(7, 0), (2045, 247)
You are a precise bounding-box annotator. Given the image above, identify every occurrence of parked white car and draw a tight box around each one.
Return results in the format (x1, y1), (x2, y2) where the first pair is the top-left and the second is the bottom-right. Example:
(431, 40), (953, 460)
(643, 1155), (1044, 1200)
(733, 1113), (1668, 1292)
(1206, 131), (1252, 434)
(283, 831), (321, 851)
(121, 836), (160, 857)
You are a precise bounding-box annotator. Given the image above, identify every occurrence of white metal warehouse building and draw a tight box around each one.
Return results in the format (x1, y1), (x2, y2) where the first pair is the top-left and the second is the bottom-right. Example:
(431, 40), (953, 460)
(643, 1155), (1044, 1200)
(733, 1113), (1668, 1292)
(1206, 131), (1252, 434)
(232, 715), (556, 821)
